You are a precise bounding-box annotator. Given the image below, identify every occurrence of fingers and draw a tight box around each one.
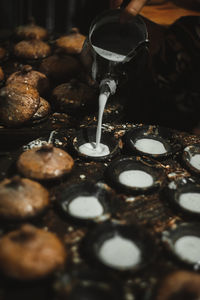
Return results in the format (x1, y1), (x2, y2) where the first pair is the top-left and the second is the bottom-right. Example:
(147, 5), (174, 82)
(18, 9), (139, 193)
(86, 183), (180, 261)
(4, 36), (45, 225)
(109, 0), (123, 9)
(110, 0), (148, 22)
(120, 0), (148, 22)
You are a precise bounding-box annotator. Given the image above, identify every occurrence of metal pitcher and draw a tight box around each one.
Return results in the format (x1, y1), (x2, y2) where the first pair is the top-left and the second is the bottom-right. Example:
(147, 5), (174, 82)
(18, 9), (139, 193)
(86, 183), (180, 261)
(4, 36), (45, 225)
(80, 9), (149, 86)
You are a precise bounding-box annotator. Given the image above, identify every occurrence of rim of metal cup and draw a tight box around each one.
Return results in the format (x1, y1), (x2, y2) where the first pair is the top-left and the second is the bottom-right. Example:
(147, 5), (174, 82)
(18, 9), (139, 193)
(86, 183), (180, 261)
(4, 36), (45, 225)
(88, 8), (149, 62)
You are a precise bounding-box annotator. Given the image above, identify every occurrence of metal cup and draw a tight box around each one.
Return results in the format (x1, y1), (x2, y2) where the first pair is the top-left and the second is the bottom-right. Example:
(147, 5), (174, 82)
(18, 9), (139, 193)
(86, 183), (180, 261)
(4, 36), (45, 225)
(80, 9), (149, 84)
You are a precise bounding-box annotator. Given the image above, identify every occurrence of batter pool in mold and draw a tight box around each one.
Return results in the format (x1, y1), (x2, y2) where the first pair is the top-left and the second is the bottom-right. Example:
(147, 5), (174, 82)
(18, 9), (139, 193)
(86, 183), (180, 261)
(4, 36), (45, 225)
(118, 170), (154, 188)
(68, 195), (104, 219)
(178, 192), (200, 213)
(134, 138), (167, 155)
(189, 154), (200, 170)
(78, 91), (111, 157)
(174, 235), (200, 264)
(79, 142), (110, 157)
(98, 235), (141, 270)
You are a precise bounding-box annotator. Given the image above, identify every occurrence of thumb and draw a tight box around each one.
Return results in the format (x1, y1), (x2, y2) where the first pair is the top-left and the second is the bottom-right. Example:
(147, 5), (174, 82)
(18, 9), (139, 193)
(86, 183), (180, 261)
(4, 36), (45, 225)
(120, 0), (148, 22)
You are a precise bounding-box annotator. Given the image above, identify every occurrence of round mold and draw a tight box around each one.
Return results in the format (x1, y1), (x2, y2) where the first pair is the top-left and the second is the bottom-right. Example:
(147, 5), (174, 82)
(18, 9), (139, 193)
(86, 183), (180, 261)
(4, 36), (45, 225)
(125, 125), (181, 160)
(56, 182), (113, 225)
(182, 143), (200, 175)
(162, 222), (200, 270)
(105, 156), (165, 195)
(161, 177), (200, 219)
(72, 126), (121, 162)
(81, 222), (156, 274)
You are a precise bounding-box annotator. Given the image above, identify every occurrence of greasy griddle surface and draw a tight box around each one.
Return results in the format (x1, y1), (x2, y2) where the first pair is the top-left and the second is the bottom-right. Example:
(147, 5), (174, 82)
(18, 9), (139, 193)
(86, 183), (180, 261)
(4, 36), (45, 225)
(0, 123), (200, 300)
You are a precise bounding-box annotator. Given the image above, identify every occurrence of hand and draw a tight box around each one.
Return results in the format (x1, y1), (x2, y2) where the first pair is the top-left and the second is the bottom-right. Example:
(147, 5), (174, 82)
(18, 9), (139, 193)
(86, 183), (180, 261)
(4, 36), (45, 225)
(110, 0), (149, 22)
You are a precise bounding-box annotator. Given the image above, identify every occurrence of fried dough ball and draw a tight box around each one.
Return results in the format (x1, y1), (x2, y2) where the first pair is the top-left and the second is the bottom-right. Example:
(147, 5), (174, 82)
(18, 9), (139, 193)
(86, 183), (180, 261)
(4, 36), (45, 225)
(6, 65), (49, 95)
(15, 22), (48, 40)
(155, 270), (200, 300)
(39, 54), (81, 83)
(55, 28), (86, 55)
(0, 224), (66, 280)
(52, 79), (97, 114)
(0, 82), (40, 127)
(0, 176), (49, 220)
(14, 40), (51, 60)
(17, 144), (74, 180)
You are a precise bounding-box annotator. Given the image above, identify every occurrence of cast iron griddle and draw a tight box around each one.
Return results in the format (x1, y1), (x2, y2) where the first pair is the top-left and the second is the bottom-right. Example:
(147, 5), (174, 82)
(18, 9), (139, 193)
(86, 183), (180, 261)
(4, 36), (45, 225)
(0, 122), (200, 300)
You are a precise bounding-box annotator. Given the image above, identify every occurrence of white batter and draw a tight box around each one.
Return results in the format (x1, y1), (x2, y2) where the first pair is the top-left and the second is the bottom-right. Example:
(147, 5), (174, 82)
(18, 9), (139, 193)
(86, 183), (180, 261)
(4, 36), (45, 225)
(179, 192), (200, 213)
(98, 235), (141, 270)
(79, 142), (110, 157)
(134, 138), (167, 155)
(119, 170), (154, 188)
(189, 154), (200, 170)
(93, 46), (126, 62)
(174, 235), (200, 264)
(78, 91), (111, 157)
(68, 195), (104, 219)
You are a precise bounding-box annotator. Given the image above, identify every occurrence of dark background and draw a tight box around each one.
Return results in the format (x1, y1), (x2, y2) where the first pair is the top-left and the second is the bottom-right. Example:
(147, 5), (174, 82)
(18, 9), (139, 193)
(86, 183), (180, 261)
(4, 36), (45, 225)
(0, 0), (132, 35)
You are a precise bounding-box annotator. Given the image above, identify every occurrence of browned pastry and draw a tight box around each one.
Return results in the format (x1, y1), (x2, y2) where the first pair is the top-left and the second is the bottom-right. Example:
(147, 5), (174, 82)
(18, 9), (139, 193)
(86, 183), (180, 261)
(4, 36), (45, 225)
(52, 79), (97, 113)
(17, 144), (74, 180)
(0, 224), (66, 280)
(55, 28), (86, 55)
(15, 22), (48, 40)
(0, 176), (49, 220)
(39, 54), (81, 83)
(30, 97), (51, 123)
(6, 65), (50, 95)
(0, 82), (40, 127)
(0, 47), (6, 60)
(155, 270), (200, 300)
(14, 40), (51, 60)
(0, 66), (4, 81)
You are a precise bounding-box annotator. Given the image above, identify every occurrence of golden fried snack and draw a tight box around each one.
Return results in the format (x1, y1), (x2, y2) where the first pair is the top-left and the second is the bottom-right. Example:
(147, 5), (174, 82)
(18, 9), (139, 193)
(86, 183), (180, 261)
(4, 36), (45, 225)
(0, 82), (40, 127)
(0, 224), (66, 280)
(55, 28), (86, 55)
(17, 144), (74, 180)
(0, 176), (49, 220)
(14, 40), (51, 60)
(6, 65), (49, 95)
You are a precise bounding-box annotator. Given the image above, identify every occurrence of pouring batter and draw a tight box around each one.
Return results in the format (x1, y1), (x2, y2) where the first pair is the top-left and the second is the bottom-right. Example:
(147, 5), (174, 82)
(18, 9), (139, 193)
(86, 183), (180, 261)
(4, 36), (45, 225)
(79, 79), (117, 157)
